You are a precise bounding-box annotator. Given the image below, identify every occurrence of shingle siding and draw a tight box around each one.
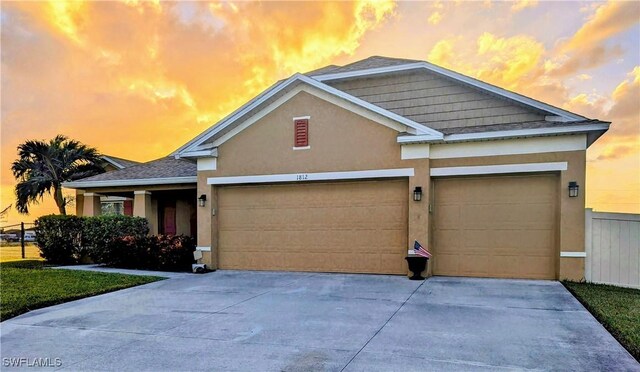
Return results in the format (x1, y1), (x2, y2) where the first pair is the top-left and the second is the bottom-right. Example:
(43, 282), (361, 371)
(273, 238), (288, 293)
(328, 71), (546, 130)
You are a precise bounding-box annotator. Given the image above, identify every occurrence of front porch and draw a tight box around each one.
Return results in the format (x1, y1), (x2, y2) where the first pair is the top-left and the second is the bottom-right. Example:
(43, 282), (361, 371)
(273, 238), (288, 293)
(76, 188), (197, 237)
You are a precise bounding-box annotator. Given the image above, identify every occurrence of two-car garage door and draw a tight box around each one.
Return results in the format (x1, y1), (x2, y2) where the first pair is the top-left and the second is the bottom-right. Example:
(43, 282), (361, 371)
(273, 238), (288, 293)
(215, 173), (558, 279)
(433, 174), (558, 279)
(218, 180), (408, 274)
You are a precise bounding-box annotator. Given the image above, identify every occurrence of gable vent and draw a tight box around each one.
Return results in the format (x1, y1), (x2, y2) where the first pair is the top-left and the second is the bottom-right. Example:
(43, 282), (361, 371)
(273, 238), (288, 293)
(294, 118), (309, 147)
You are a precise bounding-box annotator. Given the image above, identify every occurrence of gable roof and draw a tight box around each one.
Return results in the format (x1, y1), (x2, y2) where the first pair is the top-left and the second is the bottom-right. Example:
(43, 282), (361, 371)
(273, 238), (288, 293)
(308, 56), (423, 76)
(101, 155), (140, 169)
(173, 56), (607, 157)
(311, 56), (586, 122)
(63, 157), (196, 189)
(172, 73), (444, 156)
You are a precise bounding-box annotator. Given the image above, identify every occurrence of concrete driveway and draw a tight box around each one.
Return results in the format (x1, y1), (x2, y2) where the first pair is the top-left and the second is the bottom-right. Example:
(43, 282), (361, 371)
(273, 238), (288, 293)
(1, 271), (638, 371)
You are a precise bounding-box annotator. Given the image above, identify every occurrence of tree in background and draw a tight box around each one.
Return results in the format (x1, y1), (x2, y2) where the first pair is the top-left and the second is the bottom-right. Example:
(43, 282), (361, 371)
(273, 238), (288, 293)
(11, 135), (104, 215)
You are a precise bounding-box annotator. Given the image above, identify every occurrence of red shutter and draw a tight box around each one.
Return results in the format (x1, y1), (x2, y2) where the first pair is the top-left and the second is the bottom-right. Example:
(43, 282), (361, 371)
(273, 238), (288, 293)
(294, 119), (308, 147)
(123, 200), (133, 216)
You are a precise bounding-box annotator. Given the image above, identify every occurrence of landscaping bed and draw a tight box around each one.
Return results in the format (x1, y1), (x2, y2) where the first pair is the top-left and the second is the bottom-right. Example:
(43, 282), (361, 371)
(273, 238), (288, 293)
(0, 260), (163, 321)
(564, 281), (640, 361)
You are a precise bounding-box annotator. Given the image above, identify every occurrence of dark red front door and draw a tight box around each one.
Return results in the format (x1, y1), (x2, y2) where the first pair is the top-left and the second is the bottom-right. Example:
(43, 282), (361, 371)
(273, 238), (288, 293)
(162, 201), (176, 235)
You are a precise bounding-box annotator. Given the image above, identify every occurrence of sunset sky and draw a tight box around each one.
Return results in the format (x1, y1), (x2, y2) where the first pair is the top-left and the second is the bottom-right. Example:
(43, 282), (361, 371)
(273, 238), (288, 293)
(1, 0), (639, 226)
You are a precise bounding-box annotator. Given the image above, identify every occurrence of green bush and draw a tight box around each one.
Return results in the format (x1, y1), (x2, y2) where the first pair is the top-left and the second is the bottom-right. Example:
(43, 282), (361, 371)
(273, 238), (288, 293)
(82, 215), (148, 263)
(34, 215), (84, 265)
(104, 235), (195, 272)
(34, 214), (149, 265)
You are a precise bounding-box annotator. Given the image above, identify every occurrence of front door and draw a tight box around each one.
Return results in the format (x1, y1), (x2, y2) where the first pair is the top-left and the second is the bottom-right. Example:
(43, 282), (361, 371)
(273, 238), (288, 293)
(162, 200), (177, 235)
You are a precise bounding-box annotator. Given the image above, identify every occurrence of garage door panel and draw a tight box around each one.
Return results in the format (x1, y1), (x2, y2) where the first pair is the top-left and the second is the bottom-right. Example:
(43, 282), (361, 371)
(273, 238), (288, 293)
(434, 174), (557, 279)
(218, 180), (408, 274)
(436, 205), (461, 229)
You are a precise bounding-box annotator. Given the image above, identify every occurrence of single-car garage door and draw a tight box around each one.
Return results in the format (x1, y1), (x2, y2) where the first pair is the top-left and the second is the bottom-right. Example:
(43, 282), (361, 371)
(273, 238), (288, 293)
(433, 174), (558, 279)
(218, 179), (408, 274)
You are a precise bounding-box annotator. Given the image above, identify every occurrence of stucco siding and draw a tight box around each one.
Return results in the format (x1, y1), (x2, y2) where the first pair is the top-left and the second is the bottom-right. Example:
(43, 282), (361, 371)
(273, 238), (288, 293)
(328, 71), (545, 130)
(215, 90), (408, 175)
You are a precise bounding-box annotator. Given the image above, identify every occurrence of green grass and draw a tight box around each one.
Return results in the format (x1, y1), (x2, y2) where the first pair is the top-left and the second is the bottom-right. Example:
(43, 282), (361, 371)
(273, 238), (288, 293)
(0, 243), (42, 262)
(564, 281), (640, 361)
(0, 260), (164, 321)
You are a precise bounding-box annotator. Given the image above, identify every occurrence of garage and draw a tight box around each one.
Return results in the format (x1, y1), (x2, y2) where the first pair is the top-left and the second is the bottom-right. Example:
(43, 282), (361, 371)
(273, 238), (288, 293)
(217, 179), (408, 274)
(432, 174), (558, 279)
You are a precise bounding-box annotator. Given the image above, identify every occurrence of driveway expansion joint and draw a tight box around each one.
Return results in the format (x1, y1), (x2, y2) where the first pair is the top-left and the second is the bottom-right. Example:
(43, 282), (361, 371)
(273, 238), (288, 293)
(339, 278), (427, 372)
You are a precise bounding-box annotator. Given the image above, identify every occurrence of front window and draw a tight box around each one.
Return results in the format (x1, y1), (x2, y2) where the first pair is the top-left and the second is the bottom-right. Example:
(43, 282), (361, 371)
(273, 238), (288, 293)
(101, 201), (124, 215)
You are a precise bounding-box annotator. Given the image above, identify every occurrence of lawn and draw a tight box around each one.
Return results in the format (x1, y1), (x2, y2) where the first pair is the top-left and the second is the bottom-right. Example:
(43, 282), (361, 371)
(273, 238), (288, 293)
(0, 260), (164, 320)
(0, 242), (42, 262)
(564, 281), (640, 361)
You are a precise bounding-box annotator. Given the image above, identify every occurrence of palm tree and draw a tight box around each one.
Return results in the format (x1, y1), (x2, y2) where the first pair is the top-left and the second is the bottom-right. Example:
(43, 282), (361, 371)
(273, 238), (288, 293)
(11, 135), (104, 215)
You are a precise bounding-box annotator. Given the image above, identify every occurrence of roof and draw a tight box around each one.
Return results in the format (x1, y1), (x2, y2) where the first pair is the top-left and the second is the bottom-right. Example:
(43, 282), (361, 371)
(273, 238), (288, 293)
(172, 73), (444, 155)
(174, 56), (607, 156)
(307, 56), (422, 76)
(63, 157), (196, 189)
(311, 56), (586, 122)
(439, 119), (610, 135)
(101, 155), (140, 169)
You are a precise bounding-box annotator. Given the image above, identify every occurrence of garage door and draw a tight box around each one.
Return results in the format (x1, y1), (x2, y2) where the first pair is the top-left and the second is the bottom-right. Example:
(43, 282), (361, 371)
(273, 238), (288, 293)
(218, 179), (408, 274)
(433, 174), (558, 279)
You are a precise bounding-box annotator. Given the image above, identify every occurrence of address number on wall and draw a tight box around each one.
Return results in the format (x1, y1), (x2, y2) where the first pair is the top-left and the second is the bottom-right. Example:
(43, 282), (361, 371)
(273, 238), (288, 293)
(296, 174), (309, 181)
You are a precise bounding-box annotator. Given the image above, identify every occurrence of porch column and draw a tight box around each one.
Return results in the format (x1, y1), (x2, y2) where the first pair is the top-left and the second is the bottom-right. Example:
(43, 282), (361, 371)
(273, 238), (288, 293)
(75, 190), (85, 216)
(133, 191), (156, 234)
(82, 193), (102, 216)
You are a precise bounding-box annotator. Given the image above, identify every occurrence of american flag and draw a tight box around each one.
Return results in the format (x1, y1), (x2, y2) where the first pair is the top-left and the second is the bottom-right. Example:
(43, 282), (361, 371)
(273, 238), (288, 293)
(414, 240), (432, 258)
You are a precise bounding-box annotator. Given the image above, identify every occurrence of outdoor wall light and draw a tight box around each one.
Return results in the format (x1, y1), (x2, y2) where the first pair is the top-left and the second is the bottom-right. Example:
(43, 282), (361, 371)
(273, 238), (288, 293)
(198, 194), (207, 207)
(568, 182), (579, 197)
(413, 187), (423, 202)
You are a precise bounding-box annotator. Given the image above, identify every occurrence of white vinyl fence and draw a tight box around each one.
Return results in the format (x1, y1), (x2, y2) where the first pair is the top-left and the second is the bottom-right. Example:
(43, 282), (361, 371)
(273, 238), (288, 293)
(585, 209), (640, 289)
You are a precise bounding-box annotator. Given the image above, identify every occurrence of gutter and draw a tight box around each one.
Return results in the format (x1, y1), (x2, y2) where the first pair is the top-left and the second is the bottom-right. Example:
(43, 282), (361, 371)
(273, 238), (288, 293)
(62, 176), (197, 189)
(397, 123), (610, 144)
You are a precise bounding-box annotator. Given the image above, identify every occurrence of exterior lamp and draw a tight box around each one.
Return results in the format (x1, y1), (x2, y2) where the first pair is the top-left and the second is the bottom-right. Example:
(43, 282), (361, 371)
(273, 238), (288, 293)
(413, 187), (423, 202)
(198, 194), (207, 207)
(568, 182), (579, 197)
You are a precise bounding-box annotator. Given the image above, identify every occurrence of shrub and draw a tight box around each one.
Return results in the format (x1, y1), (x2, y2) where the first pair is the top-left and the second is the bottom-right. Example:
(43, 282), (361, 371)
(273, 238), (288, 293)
(34, 215), (84, 265)
(102, 235), (195, 272)
(82, 215), (148, 262)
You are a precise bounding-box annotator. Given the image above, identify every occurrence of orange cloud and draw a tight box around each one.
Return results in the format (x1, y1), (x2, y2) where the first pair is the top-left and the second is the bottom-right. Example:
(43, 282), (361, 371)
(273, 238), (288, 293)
(563, 1), (640, 52)
(0, 0), (397, 225)
(546, 1), (640, 77)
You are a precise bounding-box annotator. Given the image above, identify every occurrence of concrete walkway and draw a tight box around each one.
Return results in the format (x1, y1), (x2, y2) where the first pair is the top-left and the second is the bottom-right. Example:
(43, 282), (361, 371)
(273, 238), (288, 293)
(51, 264), (191, 279)
(1, 272), (638, 371)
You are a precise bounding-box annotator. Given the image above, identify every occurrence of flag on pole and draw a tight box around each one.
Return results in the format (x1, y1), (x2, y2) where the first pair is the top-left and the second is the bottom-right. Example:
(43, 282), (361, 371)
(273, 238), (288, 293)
(414, 240), (432, 258)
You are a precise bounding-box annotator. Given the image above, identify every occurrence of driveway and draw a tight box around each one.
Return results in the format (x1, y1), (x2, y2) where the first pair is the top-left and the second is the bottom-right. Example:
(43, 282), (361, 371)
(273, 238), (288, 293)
(1, 272), (638, 371)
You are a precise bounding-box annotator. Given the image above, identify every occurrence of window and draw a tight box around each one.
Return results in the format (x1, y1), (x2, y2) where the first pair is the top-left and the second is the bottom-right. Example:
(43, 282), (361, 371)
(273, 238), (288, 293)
(294, 118), (309, 148)
(100, 198), (132, 215)
(101, 201), (124, 215)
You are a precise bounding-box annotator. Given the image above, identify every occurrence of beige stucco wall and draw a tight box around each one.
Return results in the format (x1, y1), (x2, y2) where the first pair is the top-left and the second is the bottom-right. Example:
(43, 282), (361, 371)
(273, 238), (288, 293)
(197, 91), (430, 272)
(175, 198), (193, 236)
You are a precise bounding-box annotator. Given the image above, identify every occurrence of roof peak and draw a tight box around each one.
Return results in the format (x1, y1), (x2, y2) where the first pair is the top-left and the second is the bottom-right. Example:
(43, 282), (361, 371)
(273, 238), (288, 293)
(307, 55), (423, 76)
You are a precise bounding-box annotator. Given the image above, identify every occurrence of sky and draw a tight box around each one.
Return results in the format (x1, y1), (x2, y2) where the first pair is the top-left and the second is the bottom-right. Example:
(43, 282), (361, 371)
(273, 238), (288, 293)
(1, 0), (639, 226)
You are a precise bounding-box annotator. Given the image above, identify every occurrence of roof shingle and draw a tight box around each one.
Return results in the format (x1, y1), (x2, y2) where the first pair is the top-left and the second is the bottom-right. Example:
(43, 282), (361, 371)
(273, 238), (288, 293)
(307, 56), (422, 76)
(78, 157), (196, 182)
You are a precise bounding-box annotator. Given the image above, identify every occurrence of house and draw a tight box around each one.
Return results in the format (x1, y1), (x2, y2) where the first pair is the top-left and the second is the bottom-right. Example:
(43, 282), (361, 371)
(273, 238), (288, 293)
(63, 56), (609, 280)
(74, 155), (147, 220)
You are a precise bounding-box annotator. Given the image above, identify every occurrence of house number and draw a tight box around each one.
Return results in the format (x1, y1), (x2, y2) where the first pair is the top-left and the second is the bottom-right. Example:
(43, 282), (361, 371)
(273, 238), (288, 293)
(296, 174), (308, 181)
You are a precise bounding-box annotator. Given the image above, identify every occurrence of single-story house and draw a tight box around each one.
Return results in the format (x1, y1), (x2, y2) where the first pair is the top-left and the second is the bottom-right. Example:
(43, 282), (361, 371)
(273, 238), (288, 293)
(74, 155), (147, 218)
(64, 56), (609, 280)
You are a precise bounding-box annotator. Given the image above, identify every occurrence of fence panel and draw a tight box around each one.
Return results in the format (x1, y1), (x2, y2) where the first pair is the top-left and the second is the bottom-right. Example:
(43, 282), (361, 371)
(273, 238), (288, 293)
(585, 209), (640, 289)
